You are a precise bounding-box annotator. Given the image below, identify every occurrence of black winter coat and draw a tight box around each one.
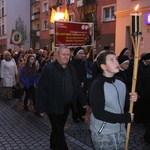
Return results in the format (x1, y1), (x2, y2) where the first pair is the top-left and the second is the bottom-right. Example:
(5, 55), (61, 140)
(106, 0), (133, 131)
(36, 60), (87, 114)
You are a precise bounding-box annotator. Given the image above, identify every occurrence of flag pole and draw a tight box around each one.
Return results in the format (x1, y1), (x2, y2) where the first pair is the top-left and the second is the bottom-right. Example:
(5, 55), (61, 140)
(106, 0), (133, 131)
(125, 5), (142, 150)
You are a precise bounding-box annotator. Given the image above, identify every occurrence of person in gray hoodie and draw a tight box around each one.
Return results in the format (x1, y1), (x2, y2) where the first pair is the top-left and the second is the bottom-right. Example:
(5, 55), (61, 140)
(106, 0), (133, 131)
(89, 50), (137, 150)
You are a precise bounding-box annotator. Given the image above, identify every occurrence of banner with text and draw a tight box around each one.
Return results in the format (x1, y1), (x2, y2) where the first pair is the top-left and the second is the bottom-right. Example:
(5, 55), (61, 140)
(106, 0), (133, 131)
(54, 21), (94, 47)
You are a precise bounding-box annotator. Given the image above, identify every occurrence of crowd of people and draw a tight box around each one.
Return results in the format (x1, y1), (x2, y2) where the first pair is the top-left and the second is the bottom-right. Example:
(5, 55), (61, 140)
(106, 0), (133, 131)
(0, 46), (150, 149)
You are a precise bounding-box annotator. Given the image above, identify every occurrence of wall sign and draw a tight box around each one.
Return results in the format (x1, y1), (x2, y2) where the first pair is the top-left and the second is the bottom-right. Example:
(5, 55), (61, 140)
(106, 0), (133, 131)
(146, 13), (150, 25)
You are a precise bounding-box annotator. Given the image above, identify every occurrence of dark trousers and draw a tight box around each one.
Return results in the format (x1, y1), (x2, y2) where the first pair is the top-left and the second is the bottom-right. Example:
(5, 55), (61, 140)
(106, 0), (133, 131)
(134, 99), (150, 126)
(24, 86), (36, 108)
(144, 119), (150, 144)
(48, 105), (70, 150)
(72, 87), (86, 121)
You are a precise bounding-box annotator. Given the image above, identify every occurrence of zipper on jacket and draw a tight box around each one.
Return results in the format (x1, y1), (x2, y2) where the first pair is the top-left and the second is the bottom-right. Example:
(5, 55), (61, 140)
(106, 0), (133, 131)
(98, 121), (106, 134)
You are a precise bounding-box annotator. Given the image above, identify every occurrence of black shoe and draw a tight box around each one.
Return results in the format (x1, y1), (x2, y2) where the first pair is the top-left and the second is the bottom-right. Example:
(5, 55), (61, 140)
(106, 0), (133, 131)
(24, 106), (29, 111)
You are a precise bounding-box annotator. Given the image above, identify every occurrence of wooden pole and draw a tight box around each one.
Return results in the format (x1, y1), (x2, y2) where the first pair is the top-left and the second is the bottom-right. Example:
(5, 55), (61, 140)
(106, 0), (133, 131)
(125, 34), (141, 150)
(125, 5), (142, 149)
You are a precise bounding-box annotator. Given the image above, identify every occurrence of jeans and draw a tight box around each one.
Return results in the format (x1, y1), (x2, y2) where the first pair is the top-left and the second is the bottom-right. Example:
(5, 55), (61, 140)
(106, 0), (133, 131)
(48, 104), (70, 150)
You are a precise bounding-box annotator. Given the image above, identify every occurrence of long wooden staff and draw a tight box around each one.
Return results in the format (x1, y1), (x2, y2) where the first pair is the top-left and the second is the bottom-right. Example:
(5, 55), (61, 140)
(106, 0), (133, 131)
(125, 33), (142, 150)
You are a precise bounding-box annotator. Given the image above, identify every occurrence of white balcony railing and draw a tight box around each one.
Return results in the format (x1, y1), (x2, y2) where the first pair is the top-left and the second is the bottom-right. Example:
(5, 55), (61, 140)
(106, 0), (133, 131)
(77, 0), (83, 7)
(49, 29), (54, 35)
(36, 31), (40, 37)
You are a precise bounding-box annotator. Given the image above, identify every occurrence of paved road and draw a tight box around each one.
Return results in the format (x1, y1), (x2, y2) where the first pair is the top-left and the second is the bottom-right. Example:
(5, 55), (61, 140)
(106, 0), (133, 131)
(0, 92), (150, 150)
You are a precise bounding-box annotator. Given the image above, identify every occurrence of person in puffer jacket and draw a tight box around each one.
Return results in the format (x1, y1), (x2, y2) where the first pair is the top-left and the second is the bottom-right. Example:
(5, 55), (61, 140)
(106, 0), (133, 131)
(89, 50), (137, 150)
(20, 54), (39, 111)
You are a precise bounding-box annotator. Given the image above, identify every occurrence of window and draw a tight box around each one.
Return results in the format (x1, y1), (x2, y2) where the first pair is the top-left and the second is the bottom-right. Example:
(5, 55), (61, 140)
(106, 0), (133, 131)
(2, 7), (4, 17)
(77, 0), (83, 7)
(102, 5), (115, 22)
(35, 42), (40, 49)
(37, 24), (40, 30)
(42, 20), (48, 30)
(69, 13), (74, 22)
(0, 45), (2, 51)
(2, 25), (4, 35)
(70, 0), (74, 4)
(85, 13), (95, 22)
(67, 0), (74, 4)
(42, 2), (48, 12)
(2, 0), (4, 6)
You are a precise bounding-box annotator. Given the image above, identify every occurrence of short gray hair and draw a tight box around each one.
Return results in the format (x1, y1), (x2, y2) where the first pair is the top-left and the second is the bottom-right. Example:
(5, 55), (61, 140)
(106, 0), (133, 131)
(56, 45), (70, 53)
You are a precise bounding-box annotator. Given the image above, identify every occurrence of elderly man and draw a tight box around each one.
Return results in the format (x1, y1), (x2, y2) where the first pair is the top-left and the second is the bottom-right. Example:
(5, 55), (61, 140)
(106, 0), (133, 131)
(36, 45), (88, 150)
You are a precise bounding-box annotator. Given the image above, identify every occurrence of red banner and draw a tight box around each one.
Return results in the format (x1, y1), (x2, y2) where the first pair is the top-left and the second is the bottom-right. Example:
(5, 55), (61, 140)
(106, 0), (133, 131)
(10, 29), (22, 46)
(54, 21), (94, 47)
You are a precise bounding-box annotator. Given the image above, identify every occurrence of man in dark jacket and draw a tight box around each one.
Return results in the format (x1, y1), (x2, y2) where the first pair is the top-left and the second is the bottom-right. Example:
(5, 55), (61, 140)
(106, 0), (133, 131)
(36, 45), (88, 150)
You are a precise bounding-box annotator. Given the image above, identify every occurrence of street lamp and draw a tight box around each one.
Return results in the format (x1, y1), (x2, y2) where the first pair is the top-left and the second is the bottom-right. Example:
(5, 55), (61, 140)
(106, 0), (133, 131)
(54, 12), (65, 21)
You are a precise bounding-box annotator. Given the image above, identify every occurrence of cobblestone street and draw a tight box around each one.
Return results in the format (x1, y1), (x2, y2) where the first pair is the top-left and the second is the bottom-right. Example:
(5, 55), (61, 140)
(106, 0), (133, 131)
(0, 88), (150, 150)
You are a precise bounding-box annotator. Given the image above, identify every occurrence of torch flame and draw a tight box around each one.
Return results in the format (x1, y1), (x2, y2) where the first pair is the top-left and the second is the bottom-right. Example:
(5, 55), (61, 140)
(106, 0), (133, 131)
(135, 4), (139, 11)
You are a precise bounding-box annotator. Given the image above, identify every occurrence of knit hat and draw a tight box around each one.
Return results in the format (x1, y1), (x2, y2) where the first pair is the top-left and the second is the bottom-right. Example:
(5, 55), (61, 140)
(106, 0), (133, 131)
(119, 47), (129, 57)
(118, 55), (129, 64)
(74, 47), (84, 56)
(141, 53), (150, 60)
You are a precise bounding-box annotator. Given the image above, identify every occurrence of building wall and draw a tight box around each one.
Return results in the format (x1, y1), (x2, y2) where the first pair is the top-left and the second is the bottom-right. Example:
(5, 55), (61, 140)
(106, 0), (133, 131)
(117, 0), (149, 11)
(39, 0), (51, 49)
(96, 0), (116, 52)
(115, 0), (150, 56)
(99, 33), (115, 50)
(0, 0), (7, 50)
(4, 0), (30, 51)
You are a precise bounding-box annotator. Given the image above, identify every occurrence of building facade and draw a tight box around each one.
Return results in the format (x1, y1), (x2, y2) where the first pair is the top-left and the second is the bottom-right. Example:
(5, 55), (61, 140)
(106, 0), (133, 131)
(115, 0), (150, 56)
(3, 0), (149, 55)
(48, 0), (116, 52)
(30, 0), (40, 51)
(0, 0), (30, 51)
(96, 0), (116, 51)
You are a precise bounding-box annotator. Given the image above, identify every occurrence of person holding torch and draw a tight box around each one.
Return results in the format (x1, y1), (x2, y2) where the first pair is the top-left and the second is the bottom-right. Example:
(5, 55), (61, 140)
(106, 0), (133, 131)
(88, 50), (137, 150)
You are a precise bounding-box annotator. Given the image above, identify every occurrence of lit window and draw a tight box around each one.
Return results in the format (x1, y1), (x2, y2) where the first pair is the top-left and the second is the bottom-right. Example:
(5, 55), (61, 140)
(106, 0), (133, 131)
(102, 5), (115, 22)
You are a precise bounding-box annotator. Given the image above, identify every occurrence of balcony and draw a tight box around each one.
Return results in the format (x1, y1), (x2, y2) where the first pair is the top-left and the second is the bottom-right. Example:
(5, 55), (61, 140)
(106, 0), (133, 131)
(77, 0), (83, 7)
(36, 31), (40, 37)
(31, 12), (40, 20)
(84, 0), (97, 5)
(49, 29), (54, 35)
(31, 0), (40, 4)
(50, 0), (62, 8)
